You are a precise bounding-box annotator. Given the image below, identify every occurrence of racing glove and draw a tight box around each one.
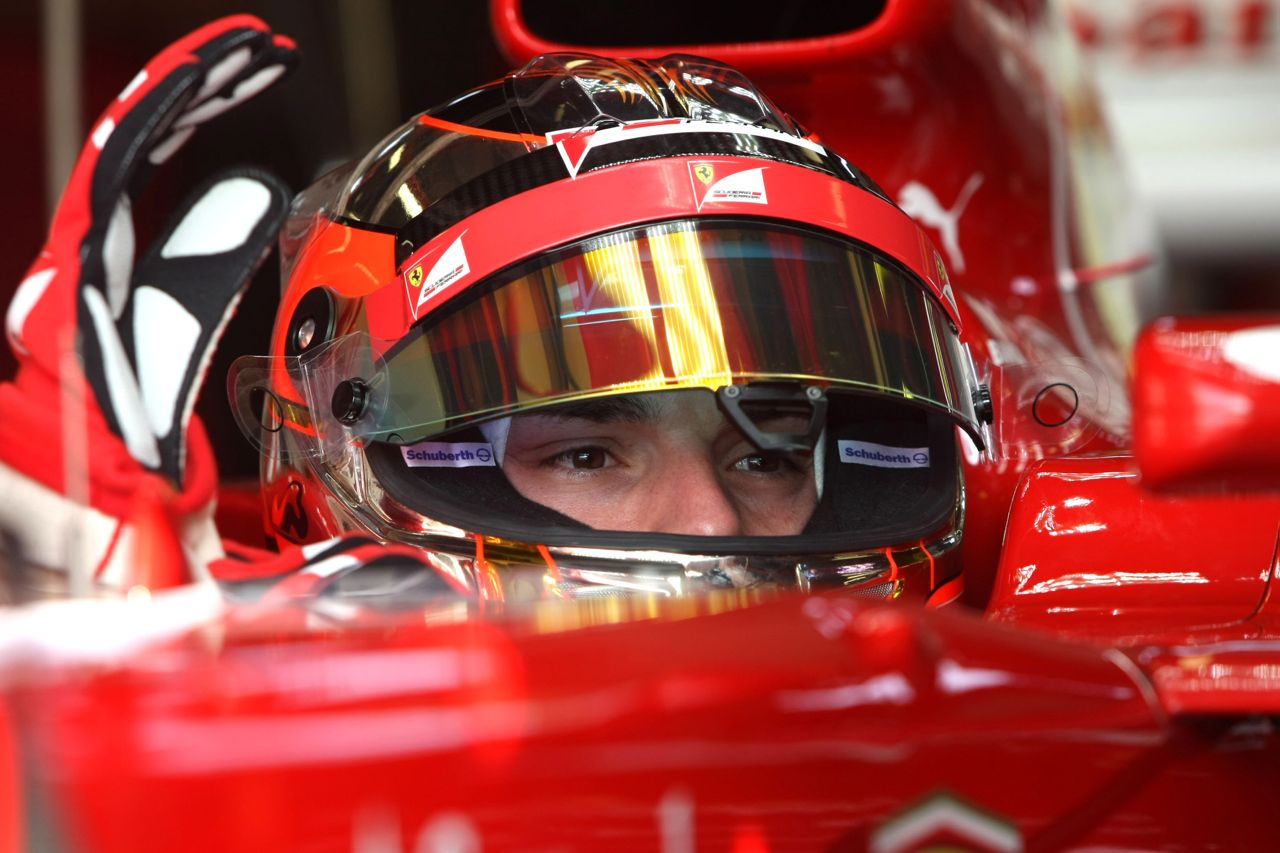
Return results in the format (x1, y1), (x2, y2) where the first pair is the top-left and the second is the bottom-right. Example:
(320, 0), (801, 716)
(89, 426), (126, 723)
(0, 16), (297, 594)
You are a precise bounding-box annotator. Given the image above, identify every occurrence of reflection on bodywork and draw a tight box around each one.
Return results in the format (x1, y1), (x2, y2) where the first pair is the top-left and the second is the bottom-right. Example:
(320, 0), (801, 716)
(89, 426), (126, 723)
(1017, 570), (1210, 595)
(775, 673), (916, 711)
(1032, 504), (1108, 536)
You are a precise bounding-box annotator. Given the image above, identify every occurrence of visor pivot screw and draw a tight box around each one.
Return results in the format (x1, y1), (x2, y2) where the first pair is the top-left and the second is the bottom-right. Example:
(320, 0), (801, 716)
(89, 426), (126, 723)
(295, 317), (317, 351)
(332, 379), (371, 425)
(805, 386), (823, 401)
(973, 385), (994, 424)
(723, 385), (742, 399)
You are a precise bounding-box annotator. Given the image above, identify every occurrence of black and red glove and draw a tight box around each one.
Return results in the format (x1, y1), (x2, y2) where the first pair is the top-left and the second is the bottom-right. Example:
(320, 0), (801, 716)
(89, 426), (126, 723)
(0, 16), (296, 591)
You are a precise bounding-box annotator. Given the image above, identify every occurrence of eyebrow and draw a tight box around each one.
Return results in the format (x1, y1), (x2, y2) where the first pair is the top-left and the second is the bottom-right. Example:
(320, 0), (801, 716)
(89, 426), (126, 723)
(535, 395), (660, 423)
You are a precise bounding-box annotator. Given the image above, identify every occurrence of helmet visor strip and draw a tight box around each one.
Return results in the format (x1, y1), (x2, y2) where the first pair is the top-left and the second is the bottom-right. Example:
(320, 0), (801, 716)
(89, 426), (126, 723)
(344, 219), (981, 448)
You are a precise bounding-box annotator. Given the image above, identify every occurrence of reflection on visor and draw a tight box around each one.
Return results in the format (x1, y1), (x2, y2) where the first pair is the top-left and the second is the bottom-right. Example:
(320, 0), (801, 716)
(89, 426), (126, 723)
(356, 220), (980, 445)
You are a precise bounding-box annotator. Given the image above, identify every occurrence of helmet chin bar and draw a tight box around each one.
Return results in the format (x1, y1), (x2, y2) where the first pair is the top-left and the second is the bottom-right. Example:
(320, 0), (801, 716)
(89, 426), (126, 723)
(715, 380), (828, 454)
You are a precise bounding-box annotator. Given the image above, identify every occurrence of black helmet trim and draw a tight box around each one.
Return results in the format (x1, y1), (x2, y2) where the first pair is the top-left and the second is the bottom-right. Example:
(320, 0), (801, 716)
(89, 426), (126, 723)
(392, 120), (872, 267)
(362, 390), (963, 557)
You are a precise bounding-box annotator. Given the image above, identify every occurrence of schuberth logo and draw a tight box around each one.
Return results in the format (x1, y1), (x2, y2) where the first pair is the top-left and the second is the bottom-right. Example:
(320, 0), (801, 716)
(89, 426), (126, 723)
(837, 440), (931, 469)
(400, 441), (497, 468)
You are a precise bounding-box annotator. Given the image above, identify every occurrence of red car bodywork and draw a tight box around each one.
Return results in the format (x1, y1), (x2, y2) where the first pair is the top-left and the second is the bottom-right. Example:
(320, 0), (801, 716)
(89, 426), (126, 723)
(5, 593), (1279, 852)
(3, 1), (1280, 850)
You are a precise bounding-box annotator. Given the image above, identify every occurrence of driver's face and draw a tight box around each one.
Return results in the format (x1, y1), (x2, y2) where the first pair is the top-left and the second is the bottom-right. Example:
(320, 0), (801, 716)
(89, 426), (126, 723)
(500, 391), (817, 536)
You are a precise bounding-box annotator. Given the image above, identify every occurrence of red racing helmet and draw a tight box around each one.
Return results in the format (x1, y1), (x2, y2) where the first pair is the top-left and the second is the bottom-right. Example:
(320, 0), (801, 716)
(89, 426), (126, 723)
(230, 53), (989, 606)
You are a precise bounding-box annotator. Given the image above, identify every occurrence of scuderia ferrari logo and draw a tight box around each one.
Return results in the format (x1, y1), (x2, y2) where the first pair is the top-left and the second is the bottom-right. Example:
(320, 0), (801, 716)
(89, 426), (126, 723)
(934, 249), (958, 313)
(687, 160), (768, 211)
(405, 232), (471, 319)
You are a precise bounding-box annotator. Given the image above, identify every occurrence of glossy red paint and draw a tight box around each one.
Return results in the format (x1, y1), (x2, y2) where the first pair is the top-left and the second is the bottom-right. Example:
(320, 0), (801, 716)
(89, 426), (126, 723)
(3, 593), (1258, 852)
(1142, 644), (1280, 715)
(988, 453), (1280, 645)
(1133, 314), (1280, 492)
(7, 3), (1280, 849)
(0, 700), (21, 853)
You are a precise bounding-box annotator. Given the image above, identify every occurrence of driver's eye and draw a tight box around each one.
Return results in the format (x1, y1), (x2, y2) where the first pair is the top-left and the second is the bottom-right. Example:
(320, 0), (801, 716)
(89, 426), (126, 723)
(735, 453), (784, 473)
(567, 448), (608, 469)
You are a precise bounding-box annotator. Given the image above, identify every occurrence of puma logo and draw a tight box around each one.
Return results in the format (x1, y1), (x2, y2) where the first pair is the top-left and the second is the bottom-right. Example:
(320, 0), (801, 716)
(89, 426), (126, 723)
(897, 173), (983, 274)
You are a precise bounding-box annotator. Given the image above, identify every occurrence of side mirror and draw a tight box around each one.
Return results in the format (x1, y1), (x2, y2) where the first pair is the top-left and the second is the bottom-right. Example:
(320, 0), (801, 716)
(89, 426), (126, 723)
(1133, 315), (1280, 491)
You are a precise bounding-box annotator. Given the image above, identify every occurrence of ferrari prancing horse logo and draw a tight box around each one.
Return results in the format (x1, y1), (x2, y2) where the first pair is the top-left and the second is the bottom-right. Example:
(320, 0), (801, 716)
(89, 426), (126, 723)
(407, 265), (424, 288)
(687, 160), (768, 211)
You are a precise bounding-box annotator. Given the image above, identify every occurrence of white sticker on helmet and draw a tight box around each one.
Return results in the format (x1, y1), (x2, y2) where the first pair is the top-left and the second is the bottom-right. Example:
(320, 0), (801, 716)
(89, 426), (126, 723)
(702, 166), (767, 209)
(400, 441), (497, 468)
(837, 440), (930, 468)
(410, 232), (470, 318)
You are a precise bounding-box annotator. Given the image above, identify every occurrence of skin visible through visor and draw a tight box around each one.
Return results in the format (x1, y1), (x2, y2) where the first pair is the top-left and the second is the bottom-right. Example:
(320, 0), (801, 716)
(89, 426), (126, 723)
(501, 390), (816, 536)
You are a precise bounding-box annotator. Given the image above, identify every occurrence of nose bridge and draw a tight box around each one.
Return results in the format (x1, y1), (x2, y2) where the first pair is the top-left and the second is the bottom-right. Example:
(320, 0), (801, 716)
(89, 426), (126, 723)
(646, 447), (742, 537)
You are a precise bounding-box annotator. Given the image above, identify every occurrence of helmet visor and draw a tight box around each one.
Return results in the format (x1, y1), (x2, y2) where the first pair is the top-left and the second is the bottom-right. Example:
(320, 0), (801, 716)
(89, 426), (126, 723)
(353, 219), (980, 445)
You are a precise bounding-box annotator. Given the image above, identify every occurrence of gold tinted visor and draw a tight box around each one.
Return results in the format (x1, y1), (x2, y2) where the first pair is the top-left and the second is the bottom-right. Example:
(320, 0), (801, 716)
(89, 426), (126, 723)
(358, 220), (980, 444)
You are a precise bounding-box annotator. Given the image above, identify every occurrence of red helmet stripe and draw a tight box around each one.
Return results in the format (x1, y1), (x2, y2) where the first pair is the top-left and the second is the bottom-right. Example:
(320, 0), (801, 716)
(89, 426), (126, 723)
(367, 156), (957, 348)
